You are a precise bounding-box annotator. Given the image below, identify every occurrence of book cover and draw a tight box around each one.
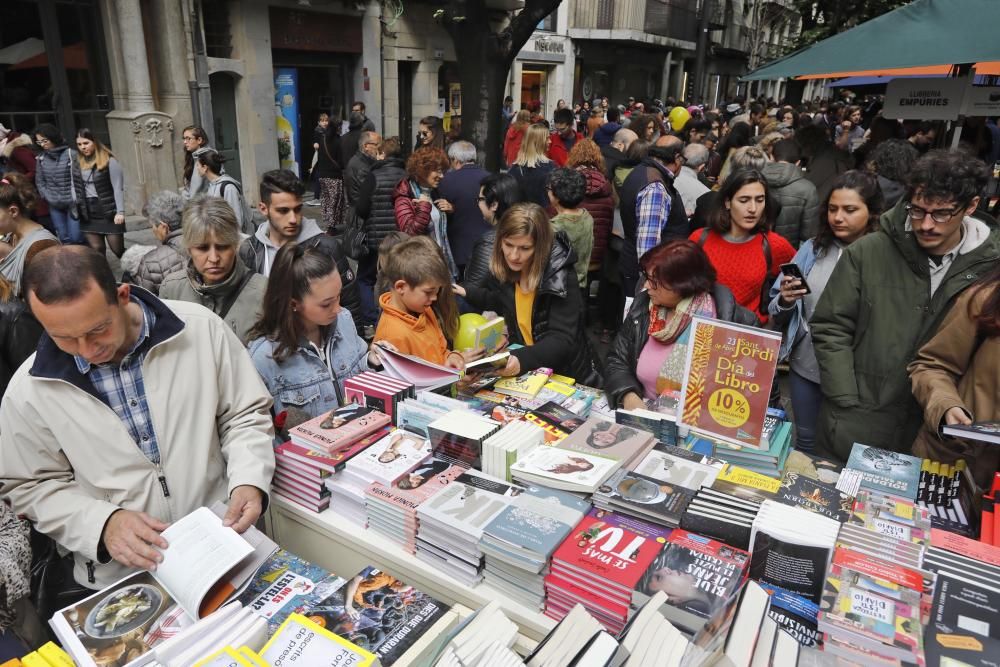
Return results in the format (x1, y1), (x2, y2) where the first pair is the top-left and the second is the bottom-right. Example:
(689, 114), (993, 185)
(528, 401), (586, 432)
(524, 411), (570, 443)
(550, 509), (671, 593)
(712, 464), (781, 503)
(615, 408), (679, 447)
(931, 573), (1000, 640)
(633, 448), (721, 490)
(509, 445), (620, 493)
(494, 369), (553, 399)
(300, 566), (450, 664)
(844, 443), (922, 500)
(364, 459), (463, 516)
(235, 548), (341, 634)
(678, 317), (781, 449)
(482, 484), (591, 562)
(258, 613), (378, 666)
(474, 316), (506, 355)
(594, 469), (695, 527)
(418, 470), (520, 541)
(634, 529), (749, 629)
(288, 404), (392, 454)
(556, 418), (655, 467)
(346, 430), (432, 486)
(941, 420), (1000, 445)
(776, 472), (852, 522)
(749, 529), (832, 603)
(759, 583), (821, 647)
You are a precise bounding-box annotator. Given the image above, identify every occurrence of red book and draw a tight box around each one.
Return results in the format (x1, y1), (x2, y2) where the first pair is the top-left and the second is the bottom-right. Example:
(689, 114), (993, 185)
(549, 509), (670, 599)
(273, 465), (325, 492)
(273, 470), (328, 498)
(274, 453), (330, 480)
(832, 547), (925, 591)
(288, 404), (391, 454)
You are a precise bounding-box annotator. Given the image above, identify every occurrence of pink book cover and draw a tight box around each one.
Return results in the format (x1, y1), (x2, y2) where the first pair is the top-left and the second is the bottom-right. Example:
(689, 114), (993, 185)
(376, 345), (462, 390)
(272, 485), (329, 512)
(363, 460), (463, 517)
(273, 470), (327, 497)
(288, 404), (391, 453)
(276, 441), (343, 474)
(345, 377), (400, 421)
(274, 454), (330, 479)
(273, 464), (325, 491)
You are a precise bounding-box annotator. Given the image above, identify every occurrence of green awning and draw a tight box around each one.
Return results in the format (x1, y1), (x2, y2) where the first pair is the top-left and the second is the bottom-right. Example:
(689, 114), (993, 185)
(743, 0), (1000, 81)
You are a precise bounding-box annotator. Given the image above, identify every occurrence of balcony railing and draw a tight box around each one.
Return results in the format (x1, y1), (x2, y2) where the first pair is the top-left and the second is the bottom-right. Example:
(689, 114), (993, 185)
(571, 0), (646, 32)
(645, 0), (699, 42)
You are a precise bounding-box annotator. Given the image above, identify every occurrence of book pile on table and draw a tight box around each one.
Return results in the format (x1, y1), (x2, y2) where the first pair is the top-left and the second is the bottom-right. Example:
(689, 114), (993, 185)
(543, 509), (670, 634)
(431, 600), (521, 667)
(481, 419), (545, 481)
(679, 485), (760, 550)
(615, 406), (679, 447)
(426, 411), (501, 468)
(416, 469), (520, 586)
(710, 408), (793, 477)
(326, 429), (431, 526)
(364, 458), (464, 553)
(277, 403), (392, 512)
(344, 370), (414, 423)
(479, 484), (590, 609)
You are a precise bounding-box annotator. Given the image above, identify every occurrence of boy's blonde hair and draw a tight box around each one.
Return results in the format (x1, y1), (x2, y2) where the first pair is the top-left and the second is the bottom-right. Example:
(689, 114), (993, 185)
(382, 236), (459, 340)
(491, 203), (553, 292)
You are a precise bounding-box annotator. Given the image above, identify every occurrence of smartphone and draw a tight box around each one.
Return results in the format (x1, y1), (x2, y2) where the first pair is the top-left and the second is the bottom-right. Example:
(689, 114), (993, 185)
(780, 263), (811, 294)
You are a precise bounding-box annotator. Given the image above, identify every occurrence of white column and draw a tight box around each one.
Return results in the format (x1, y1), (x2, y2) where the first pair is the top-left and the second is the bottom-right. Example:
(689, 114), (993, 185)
(115, 0), (154, 112)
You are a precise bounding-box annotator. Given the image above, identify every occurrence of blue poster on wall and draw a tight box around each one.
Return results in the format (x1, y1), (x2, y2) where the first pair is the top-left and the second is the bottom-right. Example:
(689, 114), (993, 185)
(274, 67), (300, 176)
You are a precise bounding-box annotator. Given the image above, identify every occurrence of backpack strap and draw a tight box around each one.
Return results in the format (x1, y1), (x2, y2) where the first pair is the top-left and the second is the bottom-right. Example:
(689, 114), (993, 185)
(760, 232), (773, 277)
(696, 227), (710, 246)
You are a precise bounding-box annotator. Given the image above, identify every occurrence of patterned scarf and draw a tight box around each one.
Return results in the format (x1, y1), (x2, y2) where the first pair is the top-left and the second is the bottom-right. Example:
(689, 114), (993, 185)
(647, 291), (716, 396)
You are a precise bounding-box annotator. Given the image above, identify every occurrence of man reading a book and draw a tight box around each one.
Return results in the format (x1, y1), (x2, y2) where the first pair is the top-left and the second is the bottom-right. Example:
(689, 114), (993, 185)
(0, 246), (275, 590)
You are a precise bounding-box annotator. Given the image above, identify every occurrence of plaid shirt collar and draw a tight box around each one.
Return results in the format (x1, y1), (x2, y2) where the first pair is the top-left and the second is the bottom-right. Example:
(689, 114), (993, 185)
(73, 296), (154, 374)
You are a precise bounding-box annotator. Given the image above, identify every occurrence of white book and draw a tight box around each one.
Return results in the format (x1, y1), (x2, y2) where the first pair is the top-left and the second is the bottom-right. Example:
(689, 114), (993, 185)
(510, 446), (620, 493)
(346, 429), (431, 486)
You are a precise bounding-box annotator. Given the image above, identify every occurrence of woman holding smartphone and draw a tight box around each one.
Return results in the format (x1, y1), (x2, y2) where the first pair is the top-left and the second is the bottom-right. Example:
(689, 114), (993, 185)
(767, 170), (884, 452)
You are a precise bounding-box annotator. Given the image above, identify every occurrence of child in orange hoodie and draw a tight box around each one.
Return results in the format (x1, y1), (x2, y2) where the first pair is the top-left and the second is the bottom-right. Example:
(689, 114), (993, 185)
(374, 236), (469, 368)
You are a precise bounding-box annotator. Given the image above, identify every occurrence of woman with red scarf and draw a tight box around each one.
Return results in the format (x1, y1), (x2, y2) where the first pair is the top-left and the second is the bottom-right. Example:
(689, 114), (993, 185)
(605, 239), (759, 411)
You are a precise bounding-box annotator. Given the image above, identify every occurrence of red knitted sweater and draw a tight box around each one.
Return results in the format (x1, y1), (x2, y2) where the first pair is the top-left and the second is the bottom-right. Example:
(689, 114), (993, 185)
(689, 229), (795, 323)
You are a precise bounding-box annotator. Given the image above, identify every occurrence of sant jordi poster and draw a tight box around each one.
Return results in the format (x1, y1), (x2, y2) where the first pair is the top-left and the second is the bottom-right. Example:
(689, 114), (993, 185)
(679, 317), (781, 450)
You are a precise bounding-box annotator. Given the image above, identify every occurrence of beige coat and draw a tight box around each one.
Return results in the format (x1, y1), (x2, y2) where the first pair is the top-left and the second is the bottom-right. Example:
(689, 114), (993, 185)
(0, 296), (275, 588)
(909, 286), (1000, 489)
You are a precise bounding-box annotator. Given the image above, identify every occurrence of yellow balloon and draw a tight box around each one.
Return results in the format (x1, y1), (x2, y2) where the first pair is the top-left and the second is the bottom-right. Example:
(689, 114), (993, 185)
(454, 313), (488, 351)
(668, 106), (691, 132)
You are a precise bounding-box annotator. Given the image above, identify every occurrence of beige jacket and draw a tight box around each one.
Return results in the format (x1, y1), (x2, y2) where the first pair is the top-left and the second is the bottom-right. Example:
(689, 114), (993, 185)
(0, 294), (275, 589)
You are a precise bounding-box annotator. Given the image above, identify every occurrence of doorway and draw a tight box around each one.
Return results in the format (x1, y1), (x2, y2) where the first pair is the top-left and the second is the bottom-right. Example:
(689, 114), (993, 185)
(397, 61), (416, 155)
(209, 72), (241, 184)
(295, 63), (350, 172)
(521, 70), (547, 111)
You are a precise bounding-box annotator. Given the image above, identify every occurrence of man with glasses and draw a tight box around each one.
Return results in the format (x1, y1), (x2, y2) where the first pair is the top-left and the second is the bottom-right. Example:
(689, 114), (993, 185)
(547, 108), (583, 167)
(344, 130), (382, 209)
(811, 150), (999, 461)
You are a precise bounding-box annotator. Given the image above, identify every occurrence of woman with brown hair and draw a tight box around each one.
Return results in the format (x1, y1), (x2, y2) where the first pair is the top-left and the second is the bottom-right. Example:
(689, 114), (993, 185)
(455, 203), (601, 384)
(565, 139), (614, 276)
(392, 147), (457, 278)
(181, 125), (212, 198)
(0, 172), (59, 296)
(416, 116), (446, 151)
(249, 242), (373, 431)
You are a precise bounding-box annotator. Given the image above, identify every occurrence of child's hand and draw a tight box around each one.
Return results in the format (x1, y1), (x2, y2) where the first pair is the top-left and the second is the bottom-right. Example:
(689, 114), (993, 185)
(460, 347), (486, 363)
(368, 340), (397, 367)
(452, 283), (466, 297)
(498, 354), (521, 377)
(444, 351), (465, 370)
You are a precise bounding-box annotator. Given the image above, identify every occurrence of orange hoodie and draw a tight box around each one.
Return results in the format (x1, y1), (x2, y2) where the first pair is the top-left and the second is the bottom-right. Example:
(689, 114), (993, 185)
(374, 292), (449, 365)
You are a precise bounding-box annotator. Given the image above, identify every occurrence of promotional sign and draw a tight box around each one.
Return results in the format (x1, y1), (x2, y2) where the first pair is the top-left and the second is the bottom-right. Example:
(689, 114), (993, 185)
(961, 85), (1000, 117)
(679, 318), (782, 450)
(273, 67), (300, 176)
(882, 76), (967, 121)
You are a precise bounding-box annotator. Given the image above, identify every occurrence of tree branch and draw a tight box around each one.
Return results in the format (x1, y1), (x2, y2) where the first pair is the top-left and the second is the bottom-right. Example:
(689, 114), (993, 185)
(505, 0), (563, 59)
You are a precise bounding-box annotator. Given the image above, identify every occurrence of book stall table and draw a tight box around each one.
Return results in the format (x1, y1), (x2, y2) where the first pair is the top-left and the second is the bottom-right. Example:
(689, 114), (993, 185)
(265, 494), (556, 650)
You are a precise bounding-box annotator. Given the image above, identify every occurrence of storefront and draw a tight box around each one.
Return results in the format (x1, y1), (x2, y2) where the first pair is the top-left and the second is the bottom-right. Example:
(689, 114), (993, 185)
(511, 33), (573, 122)
(0, 0), (114, 145)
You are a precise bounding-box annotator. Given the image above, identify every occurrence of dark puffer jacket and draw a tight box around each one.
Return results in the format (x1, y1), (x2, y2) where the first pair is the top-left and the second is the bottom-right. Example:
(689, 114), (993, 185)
(464, 232), (602, 386)
(462, 229), (495, 291)
(605, 284), (758, 408)
(356, 157), (407, 253)
(762, 161), (819, 247)
(35, 146), (74, 210)
(0, 297), (43, 398)
(578, 166), (614, 269)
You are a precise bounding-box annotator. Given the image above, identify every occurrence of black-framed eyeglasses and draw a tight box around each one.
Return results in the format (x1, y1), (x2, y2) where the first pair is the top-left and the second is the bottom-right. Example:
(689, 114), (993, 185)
(475, 196), (487, 203)
(639, 271), (659, 289)
(905, 202), (964, 224)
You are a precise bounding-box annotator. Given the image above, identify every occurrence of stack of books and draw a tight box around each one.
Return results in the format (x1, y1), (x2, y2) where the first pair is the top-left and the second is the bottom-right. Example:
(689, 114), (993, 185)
(525, 401), (585, 443)
(917, 458), (977, 536)
(843, 442), (922, 501)
(273, 442), (334, 512)
(638, 528), (750, 635)
(364, 458), (464, 553)
(416, 469), (520, 586)
(426, 411), (501, 468)
(817, 546), (927, 663)
(758, 582), (822, 648)
(326, 430), (431, 526)
(480, 419), (545, 482)
(509, 444), (621, 494)
(615, 406), (679, 446)
(493, 368), (553, 401)
(748, 500), (840, 604)
(679, 486), (760, 550)
(543, 509), (670, 634)
(557, 417), (657, 471)
(616, 592), (691, 667)
(344, 371), (414, 423)
(431, 600), (520, 667)
(479, 484), (590, 609)
(523, 603), (608, 666)
(711, 416), (793, 477)
(774, 471), (853, 522)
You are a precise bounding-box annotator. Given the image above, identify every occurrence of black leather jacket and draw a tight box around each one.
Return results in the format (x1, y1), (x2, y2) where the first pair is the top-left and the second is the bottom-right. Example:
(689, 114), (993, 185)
(462, 229), (495, 290)
(465, 232), (603, 386)
(605, 284), (758, 408)
(0, 297), (43, 397)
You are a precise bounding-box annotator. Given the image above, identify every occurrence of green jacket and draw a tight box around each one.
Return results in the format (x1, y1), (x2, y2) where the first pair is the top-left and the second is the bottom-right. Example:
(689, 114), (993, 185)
(811, 200), (1000, 460)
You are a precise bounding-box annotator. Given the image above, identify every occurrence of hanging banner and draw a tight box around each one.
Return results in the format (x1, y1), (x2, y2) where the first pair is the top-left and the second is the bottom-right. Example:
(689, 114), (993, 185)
(273, 68), (300, 176)
(882, 77), (967, 121)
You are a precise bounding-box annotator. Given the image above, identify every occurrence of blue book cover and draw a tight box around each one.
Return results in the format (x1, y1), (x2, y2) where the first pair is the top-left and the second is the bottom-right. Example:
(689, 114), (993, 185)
(236, 548), (342, 633)
(481, 484), (590, 563)
(759, 582), (821, 647)
(845, 443), (922, 500)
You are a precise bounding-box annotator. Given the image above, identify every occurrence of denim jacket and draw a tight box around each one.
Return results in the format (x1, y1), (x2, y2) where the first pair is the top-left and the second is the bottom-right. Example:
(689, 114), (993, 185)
(248, 310), (369, 429)
(767, 238), (819, 361)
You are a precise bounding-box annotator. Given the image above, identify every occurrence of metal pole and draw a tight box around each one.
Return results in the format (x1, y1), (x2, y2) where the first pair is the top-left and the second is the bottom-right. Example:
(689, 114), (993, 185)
(692, 0), (712, 103)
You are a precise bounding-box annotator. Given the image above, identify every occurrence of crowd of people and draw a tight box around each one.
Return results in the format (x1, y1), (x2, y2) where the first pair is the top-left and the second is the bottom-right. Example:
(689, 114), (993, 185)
(0, 91), (999, 657)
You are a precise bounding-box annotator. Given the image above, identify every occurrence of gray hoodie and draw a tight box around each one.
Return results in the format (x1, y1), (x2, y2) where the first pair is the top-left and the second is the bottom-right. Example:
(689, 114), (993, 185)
(762, 161), (820, 247)
(248, 216), (326, 277)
